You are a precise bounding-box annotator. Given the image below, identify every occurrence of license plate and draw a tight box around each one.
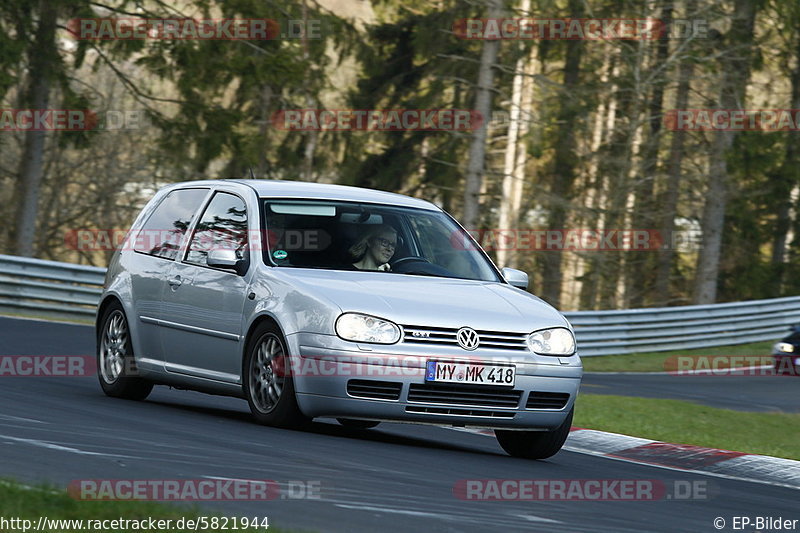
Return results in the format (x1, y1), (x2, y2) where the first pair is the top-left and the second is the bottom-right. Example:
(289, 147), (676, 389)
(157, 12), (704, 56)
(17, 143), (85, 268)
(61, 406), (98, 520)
(425, 361), (515, 387)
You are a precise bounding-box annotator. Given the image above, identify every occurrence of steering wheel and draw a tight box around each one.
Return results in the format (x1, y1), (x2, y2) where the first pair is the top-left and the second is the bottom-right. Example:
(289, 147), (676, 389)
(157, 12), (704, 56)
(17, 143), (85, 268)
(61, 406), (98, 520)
(391, 256), (430, 268)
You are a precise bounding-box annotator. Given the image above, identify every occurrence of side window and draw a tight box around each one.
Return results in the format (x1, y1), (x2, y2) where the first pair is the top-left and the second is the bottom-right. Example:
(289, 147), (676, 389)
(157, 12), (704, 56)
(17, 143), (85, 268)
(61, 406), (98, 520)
(185, 192), (248, 267)
(134, 188), (208, 260)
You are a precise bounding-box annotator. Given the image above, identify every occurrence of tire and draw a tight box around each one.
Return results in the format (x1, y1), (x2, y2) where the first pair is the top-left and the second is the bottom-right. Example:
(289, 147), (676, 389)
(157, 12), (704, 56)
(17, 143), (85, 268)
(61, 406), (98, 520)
(244, 322), (309, 428)
(336, 418), (380, 429)
(97, 302), (153, 400)
(495, 407), (573, 460)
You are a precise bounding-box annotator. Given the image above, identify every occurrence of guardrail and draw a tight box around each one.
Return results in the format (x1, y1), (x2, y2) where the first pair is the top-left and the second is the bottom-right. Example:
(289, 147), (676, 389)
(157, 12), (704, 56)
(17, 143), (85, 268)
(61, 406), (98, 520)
(0, 254), (105, 321)
(562, 299), (798, 356)
(0, 254), (794, 356)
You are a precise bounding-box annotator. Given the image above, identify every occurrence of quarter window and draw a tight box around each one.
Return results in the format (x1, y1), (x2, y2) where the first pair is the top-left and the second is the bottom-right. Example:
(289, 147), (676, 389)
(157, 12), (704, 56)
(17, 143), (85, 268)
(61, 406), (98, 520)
(133, 188), (208, 260)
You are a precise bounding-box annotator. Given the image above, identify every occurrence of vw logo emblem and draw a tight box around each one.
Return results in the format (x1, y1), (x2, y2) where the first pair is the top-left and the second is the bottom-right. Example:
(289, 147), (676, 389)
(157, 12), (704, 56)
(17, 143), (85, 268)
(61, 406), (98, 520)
(456, 327), (480, 351)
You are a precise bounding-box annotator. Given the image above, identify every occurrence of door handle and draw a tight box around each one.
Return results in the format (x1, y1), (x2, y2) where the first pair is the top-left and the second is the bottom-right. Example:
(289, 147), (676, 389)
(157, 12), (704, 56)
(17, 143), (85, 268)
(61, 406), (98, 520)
(168, 276), (183, 287)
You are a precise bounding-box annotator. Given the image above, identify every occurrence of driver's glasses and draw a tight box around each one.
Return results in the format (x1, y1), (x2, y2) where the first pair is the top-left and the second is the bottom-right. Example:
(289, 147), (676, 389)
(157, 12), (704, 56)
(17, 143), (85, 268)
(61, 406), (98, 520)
(374, 237), (397, 250)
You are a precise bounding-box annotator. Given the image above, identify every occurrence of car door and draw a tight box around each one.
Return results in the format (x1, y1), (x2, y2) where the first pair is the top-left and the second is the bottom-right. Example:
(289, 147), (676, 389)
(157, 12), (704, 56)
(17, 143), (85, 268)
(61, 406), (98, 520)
(160, 190), (251, 382)
(129, 187), (210, 367)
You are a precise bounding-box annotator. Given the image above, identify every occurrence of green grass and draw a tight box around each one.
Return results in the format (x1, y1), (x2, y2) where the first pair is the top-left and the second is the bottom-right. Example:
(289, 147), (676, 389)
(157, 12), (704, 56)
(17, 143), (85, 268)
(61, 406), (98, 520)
(581, 341), (774, 372)
(574, 394), (800, 460)
(0, 480), (301, 532)
(0, 311), (93, 325)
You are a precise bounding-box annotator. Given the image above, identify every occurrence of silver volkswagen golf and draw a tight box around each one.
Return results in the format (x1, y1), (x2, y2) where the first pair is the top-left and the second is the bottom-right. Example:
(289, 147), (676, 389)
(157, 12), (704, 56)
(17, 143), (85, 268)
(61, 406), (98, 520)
(97, 179), (582, 459)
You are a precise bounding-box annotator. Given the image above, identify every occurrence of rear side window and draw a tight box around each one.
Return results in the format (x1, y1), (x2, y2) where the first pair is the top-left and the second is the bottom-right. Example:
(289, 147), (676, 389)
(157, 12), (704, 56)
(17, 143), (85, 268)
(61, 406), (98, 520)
(185, 192), (248, 266)
(134, 188), (208, 260)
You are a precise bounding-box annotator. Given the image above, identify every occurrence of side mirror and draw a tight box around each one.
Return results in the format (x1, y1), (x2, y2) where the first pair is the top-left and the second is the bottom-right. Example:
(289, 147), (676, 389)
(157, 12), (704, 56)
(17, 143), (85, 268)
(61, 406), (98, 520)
(501, 267), (529, 290)
(207, 249), (247, 276)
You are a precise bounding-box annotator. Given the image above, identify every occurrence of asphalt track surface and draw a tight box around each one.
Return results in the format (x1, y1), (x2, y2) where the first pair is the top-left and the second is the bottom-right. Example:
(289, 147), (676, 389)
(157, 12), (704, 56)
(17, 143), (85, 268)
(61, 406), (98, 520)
(581, 372), (799, 413)
(0, 316), (795, 532)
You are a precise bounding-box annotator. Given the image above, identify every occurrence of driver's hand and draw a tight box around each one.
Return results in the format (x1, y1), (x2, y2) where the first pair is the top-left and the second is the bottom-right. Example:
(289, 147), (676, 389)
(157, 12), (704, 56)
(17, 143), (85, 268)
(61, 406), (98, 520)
(377, 263), (391, 271)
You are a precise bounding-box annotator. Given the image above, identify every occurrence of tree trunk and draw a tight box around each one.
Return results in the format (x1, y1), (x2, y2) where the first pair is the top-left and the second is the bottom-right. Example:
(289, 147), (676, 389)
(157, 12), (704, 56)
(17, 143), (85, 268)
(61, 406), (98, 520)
(463, 0), (503, 231)
(768, 28), (800, 296)
(11, 1), (58, 257)
(693, 0), (758, 304)
(540, 0), (584, 307)
(626, 0), (672, 308)
(508, 47), (537, 270)
(257, 84), (273, 176)
(579, 51), (617, 309)
(654, 0), (696, 304)
(497, 0), (532, 268)
(597, 36), (647, 309)
(300, 0), (317, 182)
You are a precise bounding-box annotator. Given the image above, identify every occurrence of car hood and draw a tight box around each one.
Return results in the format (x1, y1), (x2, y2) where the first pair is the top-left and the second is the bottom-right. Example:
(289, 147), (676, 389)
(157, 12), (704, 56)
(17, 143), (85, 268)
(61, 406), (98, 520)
(272, 269), (569, 333)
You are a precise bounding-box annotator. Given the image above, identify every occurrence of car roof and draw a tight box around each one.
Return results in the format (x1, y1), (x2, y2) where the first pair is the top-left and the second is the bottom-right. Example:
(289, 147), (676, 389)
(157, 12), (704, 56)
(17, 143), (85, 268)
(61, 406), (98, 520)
(169, 179), (440, 211)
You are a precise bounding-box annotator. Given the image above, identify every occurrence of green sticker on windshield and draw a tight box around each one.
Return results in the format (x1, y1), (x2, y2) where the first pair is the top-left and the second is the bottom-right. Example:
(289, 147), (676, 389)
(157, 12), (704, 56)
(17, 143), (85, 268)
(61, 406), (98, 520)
(273, 250), (288, 260)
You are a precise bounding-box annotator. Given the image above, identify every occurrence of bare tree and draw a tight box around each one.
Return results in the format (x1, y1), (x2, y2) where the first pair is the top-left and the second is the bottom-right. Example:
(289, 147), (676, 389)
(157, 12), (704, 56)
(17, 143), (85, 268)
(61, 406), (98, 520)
(596, 35), (648, 309)
(768, 21), (800, 296)
(655, 0), (698, 305)
(463, 0), (503, 231)
(540, 0), (585, 307)
(694, 0), (758, 304)
(11, 0), (57, 257)
(626, 0), (673, 307)
(579, 51), (618, 309)
(497, 0), (532, 268)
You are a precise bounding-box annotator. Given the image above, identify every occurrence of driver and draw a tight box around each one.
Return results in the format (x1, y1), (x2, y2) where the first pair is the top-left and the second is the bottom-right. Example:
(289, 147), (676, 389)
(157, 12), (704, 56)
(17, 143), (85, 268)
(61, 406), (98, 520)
(348, 224), (397, 271)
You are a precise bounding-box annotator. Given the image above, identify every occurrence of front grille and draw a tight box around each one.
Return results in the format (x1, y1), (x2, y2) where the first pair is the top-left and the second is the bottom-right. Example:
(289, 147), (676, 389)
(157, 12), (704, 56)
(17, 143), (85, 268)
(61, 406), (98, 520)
(406, 405), (516, 418)
(526, 391), (570, 409)
(407, 383), (522, 409)
(402, 325), (528, 351)
(347, 379), (402, 401)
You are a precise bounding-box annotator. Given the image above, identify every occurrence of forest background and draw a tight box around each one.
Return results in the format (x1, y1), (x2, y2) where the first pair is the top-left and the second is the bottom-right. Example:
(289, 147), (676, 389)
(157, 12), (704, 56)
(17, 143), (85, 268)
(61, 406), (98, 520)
(2, 0), (797, 311)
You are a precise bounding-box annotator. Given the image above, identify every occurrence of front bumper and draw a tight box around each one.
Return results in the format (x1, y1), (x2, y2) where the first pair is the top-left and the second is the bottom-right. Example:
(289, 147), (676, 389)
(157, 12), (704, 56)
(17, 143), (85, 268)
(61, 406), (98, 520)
(286, 333), (582, 430)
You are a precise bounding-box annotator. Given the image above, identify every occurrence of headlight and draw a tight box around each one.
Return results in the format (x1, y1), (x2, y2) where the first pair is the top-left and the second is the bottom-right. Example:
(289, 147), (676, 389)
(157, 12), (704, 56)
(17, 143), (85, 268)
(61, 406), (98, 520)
(335, 313), (401, 344)
(527, 327), (576, 355)
(775, 342), (794, 353)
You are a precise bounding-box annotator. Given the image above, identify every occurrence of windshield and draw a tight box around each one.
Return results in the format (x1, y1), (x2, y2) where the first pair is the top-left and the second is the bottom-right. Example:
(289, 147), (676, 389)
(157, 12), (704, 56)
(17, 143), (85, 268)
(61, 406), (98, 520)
(262, 199), (501, 282)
